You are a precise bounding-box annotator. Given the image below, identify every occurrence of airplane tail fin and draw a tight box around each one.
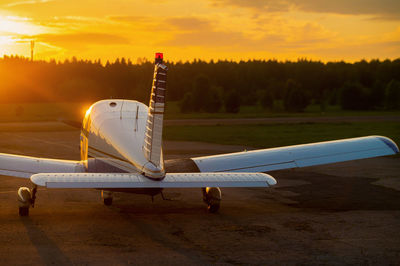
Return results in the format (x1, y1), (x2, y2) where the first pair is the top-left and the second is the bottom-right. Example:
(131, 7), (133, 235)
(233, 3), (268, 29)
(143, 53), (167, 171)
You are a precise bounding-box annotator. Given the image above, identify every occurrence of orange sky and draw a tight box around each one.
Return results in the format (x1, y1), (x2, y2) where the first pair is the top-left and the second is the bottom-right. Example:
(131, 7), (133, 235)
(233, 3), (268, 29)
(0, 0), (399, 62)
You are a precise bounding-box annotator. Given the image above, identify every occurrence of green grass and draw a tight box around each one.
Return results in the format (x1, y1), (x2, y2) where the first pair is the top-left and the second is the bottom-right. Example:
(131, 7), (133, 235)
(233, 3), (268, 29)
(0, 102), (91, 122)
(164, 122), (400, 149)
(0, 101), (398, 122)
(0, 102), (397, 155)
(164, 101), (400, 119)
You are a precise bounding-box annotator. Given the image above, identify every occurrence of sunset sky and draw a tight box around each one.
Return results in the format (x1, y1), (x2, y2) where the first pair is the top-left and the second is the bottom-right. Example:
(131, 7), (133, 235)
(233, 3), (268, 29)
(0, 0), (399, 62)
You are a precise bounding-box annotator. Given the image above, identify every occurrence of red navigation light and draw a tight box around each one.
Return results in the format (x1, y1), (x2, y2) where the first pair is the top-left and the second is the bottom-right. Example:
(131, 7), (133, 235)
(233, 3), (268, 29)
(155, 52), (163, 64)
(155, 53), (163, 59)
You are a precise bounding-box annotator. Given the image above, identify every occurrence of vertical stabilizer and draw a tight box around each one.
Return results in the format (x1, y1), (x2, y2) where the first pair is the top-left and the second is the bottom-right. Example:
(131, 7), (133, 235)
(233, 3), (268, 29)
(143, 53), (167, 173)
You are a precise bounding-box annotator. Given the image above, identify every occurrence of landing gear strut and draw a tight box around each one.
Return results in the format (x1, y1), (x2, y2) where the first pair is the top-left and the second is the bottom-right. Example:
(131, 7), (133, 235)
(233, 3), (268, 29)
(17, 185), (37, 216)
(101, 190), (113, 206)
(202, 187), (221, 213)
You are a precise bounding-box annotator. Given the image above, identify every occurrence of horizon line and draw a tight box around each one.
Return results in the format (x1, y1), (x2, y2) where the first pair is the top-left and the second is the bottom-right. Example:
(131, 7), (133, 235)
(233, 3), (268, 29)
(1, 54), (399, 66)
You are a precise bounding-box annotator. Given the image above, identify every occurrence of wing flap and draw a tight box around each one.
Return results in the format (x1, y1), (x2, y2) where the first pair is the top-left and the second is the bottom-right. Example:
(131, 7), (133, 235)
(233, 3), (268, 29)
(0, 153), (85, 178)
(30, 172), (276, 188)
(192, 136), (399, 173)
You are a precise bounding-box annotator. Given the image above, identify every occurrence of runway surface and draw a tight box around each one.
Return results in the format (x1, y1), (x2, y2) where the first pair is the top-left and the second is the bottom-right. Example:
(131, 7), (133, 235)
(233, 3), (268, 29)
(0, 122), (399, 265)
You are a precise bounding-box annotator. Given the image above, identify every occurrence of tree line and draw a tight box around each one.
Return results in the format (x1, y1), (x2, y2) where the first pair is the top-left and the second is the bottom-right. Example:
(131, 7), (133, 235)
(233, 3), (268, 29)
(0, 55), (399, 112)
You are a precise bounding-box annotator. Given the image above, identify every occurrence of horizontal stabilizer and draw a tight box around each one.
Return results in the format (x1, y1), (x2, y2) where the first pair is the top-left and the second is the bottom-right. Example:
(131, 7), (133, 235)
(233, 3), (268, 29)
(192, 136), (399, 173)
(30, 172), (276, 188)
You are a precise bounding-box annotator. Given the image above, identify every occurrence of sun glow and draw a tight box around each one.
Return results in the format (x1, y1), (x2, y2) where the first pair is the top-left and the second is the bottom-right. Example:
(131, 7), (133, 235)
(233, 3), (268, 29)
(84, 105), (93, 118)
(0, 35), (13, 45)
(0, 15), (51, 57)
(0, 16), (46, 35)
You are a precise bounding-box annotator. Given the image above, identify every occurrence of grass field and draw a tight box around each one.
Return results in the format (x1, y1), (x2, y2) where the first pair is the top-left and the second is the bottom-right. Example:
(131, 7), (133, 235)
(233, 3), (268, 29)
(164, 101), (400, 119)
(0, 102), (398, 155)
(164, 122), (400, 149)
(0, 101), (398, 122)
(0, 102), (90, 122)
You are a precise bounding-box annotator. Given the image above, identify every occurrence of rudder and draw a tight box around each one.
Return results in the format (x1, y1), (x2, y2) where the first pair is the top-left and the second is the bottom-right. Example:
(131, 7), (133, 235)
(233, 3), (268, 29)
(143, 53), (167, 171)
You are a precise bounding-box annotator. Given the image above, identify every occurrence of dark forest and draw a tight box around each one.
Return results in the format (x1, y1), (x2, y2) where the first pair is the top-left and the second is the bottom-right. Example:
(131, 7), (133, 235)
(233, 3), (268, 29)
(1, 56), (399, 113)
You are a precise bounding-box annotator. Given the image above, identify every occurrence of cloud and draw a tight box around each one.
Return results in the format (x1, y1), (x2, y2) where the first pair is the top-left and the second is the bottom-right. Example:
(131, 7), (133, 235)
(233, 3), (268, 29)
(107, 15), (150, 22)
(0, 15), (49, 35)
(166, 17), (212, 31)
(19, 32), (130, 49)
(211, 0), (400, 20)
(162, 18), (331, 52)
(286, 22), (335, 43)
(302, 39), (400, 61)
(164, 30), (245, 47)
(292, 0), (400, 18)
(161, 14), (335, 52)
(36, 16), (109, 28)
(211, 0), (288, 12)
(5, 0), (53, 7)
(162, 16), (241, 47)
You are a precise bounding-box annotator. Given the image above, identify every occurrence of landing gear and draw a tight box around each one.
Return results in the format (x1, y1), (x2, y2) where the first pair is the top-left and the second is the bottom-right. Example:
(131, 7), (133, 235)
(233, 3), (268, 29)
(101, 190), (113, 206)
(202, 187), (221, 213)
(17, 185), (37, 216)
(19, 207), (29, 216)
(207, 202), (220, 213)
(104, 198), (113, 206)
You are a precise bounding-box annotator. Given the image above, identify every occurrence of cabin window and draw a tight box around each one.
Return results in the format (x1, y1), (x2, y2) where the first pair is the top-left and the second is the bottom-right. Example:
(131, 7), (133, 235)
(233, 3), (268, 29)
(109, 102), (117, 107)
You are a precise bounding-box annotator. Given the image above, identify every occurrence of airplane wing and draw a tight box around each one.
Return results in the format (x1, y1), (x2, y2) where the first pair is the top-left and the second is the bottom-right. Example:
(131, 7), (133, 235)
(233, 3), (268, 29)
(191, 136), (399, 173)
(30, 172), (276, 188)
(0, 153), (85, 178)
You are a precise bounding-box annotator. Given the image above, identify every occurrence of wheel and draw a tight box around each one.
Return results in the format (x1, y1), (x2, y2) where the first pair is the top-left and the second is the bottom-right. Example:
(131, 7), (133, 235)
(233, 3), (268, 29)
(19, 207), (29, 216)
(104, 198), (113, 206)
(207, 203), (220, 213)
(202, 187), (221, 213)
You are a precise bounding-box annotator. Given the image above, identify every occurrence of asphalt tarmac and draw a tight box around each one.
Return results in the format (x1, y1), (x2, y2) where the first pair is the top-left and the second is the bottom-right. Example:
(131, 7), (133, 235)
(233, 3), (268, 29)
(0, 122), (399, 265)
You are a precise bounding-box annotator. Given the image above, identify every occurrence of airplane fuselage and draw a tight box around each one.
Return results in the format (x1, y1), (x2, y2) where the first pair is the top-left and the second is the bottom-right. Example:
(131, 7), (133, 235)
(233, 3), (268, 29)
(80, 100), (160, 172)
(79, 99), (166, 195)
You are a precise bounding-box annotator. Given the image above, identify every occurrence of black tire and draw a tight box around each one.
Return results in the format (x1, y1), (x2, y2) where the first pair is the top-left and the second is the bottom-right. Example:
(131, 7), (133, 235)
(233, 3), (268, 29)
(19, 207), (29, 216)
(208, 203), (220, 213)
(104, 198), (113, 206)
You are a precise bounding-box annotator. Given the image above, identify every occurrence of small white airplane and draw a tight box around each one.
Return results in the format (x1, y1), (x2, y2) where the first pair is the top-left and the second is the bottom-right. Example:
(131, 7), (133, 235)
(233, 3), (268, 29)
(1, 53), (398, 216)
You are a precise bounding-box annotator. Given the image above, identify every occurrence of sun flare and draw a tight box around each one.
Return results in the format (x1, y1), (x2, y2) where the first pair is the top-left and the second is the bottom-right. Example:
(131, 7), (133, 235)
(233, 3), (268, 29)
(0, 15), (51, 57)
(0, 16), (45, 35)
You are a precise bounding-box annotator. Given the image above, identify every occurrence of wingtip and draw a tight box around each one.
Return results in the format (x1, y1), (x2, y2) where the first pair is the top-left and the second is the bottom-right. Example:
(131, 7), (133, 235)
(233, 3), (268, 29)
(376, 136), (399, 154)
(263, 173), (277, 186)
(267, 178), (277, 186)
(30, 174), (46, 187)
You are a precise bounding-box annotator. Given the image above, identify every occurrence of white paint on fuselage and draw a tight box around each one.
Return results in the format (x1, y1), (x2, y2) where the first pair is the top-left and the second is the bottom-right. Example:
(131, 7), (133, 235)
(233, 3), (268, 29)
(80, 100), (165, 179)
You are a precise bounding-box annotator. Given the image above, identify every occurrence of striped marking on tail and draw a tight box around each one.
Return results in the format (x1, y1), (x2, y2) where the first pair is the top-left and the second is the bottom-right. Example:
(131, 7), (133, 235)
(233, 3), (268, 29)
(143, 58), (167, 168)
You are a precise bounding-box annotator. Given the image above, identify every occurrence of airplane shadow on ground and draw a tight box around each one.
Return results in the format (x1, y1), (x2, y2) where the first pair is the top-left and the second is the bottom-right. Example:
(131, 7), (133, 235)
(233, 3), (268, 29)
(272, 170), (400, 211)
(114, 207), (211, 264)
(21, 217), (71, 265)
